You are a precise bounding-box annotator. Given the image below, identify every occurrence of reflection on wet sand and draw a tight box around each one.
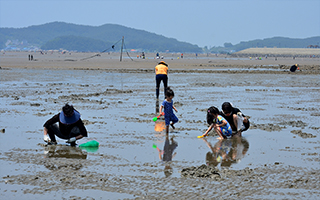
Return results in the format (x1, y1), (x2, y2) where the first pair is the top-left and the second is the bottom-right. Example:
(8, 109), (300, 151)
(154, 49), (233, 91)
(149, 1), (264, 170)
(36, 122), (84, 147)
(203, 137), (249, 167)
(153, 116), (178, 177)
(156, 99), (159, 113)
(154, 121), (166, 132)
(159, 135), (178, 177)
(42, 145), (88, 171)
(44, 145), (88, 159)
(153, 118), (178, 177)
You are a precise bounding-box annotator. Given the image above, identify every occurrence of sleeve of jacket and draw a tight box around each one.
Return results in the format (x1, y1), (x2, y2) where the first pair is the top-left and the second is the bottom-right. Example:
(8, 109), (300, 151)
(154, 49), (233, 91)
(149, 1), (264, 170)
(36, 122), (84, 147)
(234, 108), (246, 117)
(43, 113), (59, 128)
(77, 119), (88, 137)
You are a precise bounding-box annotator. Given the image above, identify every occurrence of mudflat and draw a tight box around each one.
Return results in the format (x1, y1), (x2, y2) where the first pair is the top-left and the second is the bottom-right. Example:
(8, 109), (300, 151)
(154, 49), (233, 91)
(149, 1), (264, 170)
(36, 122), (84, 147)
(0, 51), (319, 199)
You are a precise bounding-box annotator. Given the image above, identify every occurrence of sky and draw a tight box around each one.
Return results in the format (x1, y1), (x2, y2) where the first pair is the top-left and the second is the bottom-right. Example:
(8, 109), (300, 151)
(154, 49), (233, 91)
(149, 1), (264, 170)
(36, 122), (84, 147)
(0, 0), (319, 47)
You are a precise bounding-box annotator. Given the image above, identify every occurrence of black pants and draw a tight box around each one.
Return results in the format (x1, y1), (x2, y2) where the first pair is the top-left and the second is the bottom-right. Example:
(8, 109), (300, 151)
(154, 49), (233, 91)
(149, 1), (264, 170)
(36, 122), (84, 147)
(47, 124), (80, 145)
(242, 120), (250, 132)
(156, 74), (168, 98)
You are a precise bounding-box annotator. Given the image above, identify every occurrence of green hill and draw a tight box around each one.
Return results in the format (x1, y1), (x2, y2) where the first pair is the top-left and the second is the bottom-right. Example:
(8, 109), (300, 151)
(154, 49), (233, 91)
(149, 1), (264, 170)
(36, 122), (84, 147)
(41, 35), (113, 52)
(209, 36), (320, 53)
(0, 22), (202, 52)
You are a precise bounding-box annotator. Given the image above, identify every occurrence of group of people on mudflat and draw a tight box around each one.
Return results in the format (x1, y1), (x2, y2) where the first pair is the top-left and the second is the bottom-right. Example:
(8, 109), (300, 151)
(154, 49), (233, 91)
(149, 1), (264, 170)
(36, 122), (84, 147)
(42, 61), (249, 146)
(154, 61), (250, 139)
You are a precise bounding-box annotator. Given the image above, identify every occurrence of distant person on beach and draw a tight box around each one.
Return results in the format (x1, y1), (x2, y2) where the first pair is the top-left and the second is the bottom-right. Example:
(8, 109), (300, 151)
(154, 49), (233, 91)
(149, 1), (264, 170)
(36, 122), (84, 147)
(290, 64), (299, 72)
(201, 106), (232, 140)
(220, 102), (250, 136)
(159, 87), (178, 135)
(141, 52), (145, 59)
(155, 61), (169, 99)
(43, 103), (88, 146)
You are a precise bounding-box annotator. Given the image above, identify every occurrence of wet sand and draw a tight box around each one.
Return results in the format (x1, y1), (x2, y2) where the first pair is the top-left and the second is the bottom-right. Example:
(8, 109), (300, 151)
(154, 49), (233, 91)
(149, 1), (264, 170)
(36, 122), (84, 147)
(0, 52), (319, 199)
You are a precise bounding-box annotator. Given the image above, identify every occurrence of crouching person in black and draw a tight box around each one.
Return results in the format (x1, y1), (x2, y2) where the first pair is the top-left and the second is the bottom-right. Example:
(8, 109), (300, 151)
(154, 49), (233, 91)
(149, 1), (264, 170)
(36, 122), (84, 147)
(220, 102), (250, 137)
(43, 104), (87, 146)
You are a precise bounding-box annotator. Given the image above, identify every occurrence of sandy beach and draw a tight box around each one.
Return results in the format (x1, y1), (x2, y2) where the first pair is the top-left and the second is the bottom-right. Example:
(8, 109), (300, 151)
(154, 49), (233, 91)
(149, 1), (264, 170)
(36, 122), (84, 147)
(0, 51), (319, 199)
(1, 51), (319, 72)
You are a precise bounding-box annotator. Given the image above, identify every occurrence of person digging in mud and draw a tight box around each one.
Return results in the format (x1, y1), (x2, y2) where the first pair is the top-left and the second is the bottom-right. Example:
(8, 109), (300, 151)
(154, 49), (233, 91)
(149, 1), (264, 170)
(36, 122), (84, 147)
(220, 102), (250, 137)
(43, 103), (88, 146)
(159, 87), (179, 135)
(155, 61), (169, 99)
(290, 64), (299, 72)
(201, 106), (232, 140)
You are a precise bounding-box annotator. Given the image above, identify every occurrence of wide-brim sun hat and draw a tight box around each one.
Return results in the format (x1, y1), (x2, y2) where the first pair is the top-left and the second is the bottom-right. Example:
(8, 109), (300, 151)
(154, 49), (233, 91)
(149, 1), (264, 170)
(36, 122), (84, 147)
(159, 61), (168, 66)
(59, 110), (80, 124)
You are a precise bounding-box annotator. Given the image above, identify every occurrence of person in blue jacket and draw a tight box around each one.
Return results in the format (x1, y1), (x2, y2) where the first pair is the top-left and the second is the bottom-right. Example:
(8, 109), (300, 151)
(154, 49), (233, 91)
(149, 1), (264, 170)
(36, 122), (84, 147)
(43, 104), (87, 146)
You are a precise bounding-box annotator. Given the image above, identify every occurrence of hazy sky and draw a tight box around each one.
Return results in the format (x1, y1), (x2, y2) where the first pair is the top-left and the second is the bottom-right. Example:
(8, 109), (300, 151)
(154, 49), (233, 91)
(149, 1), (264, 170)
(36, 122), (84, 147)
(1, 0), (319, 47)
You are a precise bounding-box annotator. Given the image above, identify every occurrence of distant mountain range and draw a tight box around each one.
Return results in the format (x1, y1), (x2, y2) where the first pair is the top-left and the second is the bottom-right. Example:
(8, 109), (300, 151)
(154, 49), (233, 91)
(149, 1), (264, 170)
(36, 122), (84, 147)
(210, 36), (320, 53)
(0, 22), (319, 53)
(0, 22), (202, 53)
